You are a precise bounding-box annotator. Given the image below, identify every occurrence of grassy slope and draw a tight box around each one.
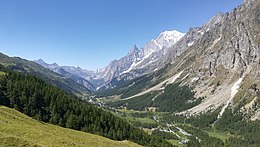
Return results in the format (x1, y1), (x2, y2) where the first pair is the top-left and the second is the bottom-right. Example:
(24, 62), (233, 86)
(205, 130), (228, 142)
(0, 71), (5, 76)
(0, 106), (140, 147)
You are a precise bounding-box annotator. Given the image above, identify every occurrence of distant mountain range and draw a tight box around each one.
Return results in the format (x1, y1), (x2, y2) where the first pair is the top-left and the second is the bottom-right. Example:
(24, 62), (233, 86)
(34, 30), (185, 90)
(34, 59), (96, 91)
(0, 53), (90, 95)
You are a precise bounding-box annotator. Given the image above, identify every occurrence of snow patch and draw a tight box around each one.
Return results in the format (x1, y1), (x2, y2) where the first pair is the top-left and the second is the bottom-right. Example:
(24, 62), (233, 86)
(188, 41), (194, 47)
(153, 39), (162, 49)
(191, 77), (199, 83)
(209, 37), (221, 49)
(218, 76), (244, 118)
(180, 74), (189, 81)
(170, 71), (184, 84)
(122, 62), (136, 74)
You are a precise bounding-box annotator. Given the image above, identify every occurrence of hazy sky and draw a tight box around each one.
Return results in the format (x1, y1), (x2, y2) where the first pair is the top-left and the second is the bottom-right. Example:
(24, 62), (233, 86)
(0, 0), (243, 70)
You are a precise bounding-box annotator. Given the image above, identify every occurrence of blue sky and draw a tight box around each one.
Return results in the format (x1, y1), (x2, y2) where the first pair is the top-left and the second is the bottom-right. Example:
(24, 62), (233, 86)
(0, 0), (243, 70)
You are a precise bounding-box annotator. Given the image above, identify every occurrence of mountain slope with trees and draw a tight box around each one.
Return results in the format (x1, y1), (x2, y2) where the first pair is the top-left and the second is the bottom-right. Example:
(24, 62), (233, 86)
(0, 67), (172, 147)
(0, 53), (90, 95)
(0, 106), (140, 147)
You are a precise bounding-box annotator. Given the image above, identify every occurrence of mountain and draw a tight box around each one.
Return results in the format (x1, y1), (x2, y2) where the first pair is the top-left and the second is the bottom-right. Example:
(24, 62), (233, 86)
(0, 68), (172, 147)
(0, 106), (140, 147)
(34, 59), (96, 91)
(0, 53), (90, 95)
(94, 1), (260, 145)
(96, 0), (260, 120)
(98, 19), (225, 90)
(170, 0), (260, 117)
(1, 1), (259, 146)
(97, 30), (185, 89)
(34, 59), (59, 69)
(34, 30), (185, 90)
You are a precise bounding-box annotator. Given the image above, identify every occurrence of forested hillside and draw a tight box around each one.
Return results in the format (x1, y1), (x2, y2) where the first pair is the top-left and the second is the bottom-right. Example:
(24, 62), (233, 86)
(108, 83), (201, 112)
(0, 53), (90, 95)
(0, 67), (172, 147)
(0, 106), (140, 147)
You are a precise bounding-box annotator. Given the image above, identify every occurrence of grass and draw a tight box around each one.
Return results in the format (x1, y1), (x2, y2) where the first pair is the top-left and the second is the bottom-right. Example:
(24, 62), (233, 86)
(0, 106), (140, 147)
(116, 109), (157, 124)
(133, 117), (156, 124)
(0, 71), (5, 76)
(205, 130), (229, 142)
(167, 139), (186, 147)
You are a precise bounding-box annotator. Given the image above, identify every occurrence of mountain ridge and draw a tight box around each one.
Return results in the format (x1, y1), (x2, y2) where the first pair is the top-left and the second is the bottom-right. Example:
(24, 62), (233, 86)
(35, 30), (185, 90)
(0, 53), (90, 95)
(95, 0), (260, 120)
(34, 59), (96, 91)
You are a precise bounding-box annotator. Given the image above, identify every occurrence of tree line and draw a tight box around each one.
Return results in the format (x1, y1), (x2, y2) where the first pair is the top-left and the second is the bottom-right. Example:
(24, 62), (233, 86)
(0, 69), (172, 147)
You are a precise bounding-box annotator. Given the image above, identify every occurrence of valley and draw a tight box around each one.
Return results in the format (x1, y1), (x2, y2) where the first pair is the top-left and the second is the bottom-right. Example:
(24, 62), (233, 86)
(0, 0), (260, 146)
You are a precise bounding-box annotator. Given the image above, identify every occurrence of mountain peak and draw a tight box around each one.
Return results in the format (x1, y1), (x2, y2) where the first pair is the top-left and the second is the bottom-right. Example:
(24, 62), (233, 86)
(34, 59), (59, 69)
(159, 30), (185, 38)
(141, 30), (185, 56)
(34, 59), (46, 64)
(128, 45), (140, 55)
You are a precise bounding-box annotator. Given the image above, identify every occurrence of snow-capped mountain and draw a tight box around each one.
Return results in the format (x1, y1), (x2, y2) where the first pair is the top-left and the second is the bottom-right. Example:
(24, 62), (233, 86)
(97, 45), (142, 82)
(142, 30), (185, 57)
(35, 30), (185, 90)
(98, 30), (185, 83)
(97, 0), (260, 119)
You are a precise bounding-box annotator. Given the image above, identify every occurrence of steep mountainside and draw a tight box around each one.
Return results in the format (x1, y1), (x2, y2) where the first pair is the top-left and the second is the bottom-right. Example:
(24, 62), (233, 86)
(170, 0), (260, 117)
(97, 30), (185, 89)
(100, 15), (227, 90)
(97, 0), (260, 119)
(0, 69), (172, 146)
(0, 53), (90, 95)
(99, 30), (184, 82)
(34, 59), (96, 91)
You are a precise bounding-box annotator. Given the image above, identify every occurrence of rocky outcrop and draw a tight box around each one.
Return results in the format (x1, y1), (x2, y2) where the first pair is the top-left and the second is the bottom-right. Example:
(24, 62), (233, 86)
(171, 0), (260, 115)
(98, 30), (185, 86)
(104, 0), (260, 118)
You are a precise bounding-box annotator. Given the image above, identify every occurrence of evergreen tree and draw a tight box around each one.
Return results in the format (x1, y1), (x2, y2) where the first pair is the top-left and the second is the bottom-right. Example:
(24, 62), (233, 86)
(0, 69), (172, 147)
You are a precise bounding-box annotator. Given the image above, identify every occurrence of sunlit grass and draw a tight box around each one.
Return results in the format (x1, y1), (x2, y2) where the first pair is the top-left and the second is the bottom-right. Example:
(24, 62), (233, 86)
(205, 130), (229, 142)
(0, 106), (140, 147)
(0, 71), (5, 76)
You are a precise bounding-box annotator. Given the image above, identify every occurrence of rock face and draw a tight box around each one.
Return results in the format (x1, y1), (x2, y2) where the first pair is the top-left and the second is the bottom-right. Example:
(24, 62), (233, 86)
(97, 45), (143, 83)
(185, 0), (259, 76)
(36, 1), (260, 118)
(100, 12), (230, 89)
(98, 0), (260, 119)
(97, 30), (185, 85)
(164, 0), (260, 116)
